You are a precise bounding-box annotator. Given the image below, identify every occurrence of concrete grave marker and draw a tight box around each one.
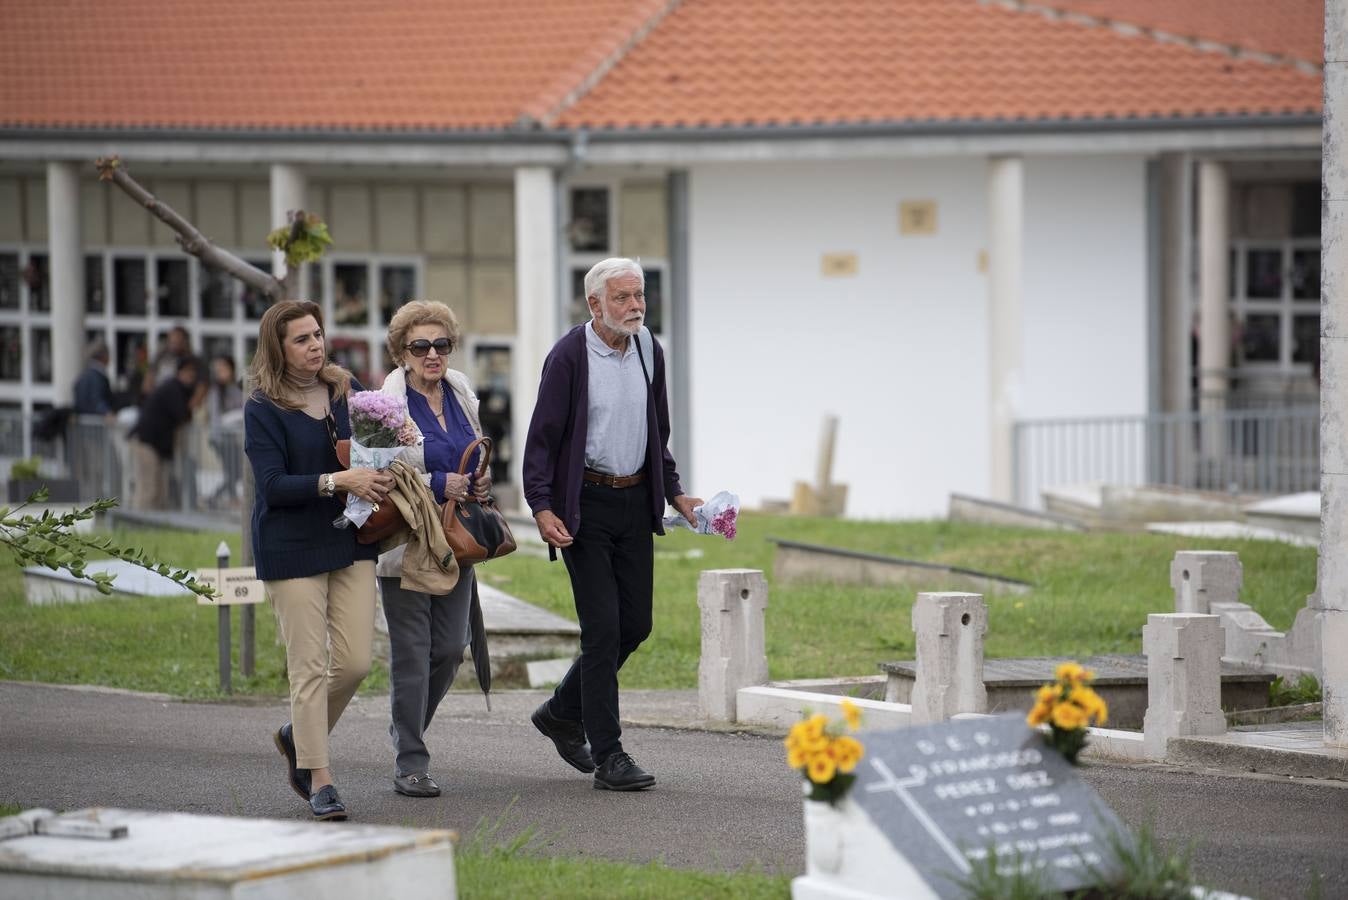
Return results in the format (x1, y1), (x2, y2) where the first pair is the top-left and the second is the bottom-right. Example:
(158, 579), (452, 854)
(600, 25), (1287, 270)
(849, 714), (1128, 898)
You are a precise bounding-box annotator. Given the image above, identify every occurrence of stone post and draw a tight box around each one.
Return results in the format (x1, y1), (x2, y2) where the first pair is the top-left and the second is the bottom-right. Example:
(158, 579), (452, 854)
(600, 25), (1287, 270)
(1142, 613), (1226, 760)
(697, 569), (769, 722)
(1170, 550), (1242, 614)
(1197, 160), (1230, 436)
(909, 592), (988, 725)
(1319, 0), (1348, 747)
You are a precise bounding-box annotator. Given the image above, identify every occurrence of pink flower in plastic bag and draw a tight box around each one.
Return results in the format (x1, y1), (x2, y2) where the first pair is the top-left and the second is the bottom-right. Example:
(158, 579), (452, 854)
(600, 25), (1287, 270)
(710, 507), (737, 541)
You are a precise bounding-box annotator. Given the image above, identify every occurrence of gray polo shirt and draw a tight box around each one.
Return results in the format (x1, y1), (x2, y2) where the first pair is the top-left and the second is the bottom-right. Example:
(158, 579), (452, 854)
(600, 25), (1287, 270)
(583, 320), (648, 476)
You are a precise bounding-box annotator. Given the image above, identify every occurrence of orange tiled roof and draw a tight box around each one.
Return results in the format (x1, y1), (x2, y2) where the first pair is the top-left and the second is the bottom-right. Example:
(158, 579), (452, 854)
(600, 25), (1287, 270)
(0, 0), (1322, 134)
(1046, 0), (1324, 65)
(556, 0), (1322, 129)
(0, 0), (668, 131)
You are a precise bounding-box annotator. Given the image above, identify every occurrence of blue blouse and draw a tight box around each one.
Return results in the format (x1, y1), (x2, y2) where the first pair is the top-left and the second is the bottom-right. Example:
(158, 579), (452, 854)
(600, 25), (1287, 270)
(407, 384), (479, 501)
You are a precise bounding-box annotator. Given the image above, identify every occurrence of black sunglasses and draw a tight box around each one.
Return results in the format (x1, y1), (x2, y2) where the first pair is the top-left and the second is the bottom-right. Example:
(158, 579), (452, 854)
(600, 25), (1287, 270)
(405, 338), (453, 358)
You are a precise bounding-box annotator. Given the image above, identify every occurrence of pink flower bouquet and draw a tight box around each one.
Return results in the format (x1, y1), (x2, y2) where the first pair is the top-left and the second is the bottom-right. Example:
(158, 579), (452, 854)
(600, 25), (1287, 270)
(663, 490), (739, 541)
(338, 390), (418, 529)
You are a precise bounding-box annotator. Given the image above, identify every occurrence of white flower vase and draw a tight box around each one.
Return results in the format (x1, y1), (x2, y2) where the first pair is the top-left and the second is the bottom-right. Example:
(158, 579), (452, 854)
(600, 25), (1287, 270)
(793, 786), (941, 900)
(803, 798), (846, 874)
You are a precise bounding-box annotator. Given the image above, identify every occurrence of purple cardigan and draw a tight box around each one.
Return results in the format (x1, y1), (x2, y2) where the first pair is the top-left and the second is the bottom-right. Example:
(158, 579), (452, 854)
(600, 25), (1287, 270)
(523, 324), (684, 538)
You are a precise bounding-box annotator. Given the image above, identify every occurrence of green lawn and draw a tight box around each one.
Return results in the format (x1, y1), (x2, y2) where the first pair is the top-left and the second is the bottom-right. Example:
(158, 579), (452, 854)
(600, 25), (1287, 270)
(0, 515), (1316, 697)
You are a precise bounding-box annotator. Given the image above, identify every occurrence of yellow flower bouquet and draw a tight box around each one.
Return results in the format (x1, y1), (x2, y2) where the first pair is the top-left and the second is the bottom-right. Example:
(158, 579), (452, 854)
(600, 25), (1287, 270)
(784, 700), (866, 806)
(1027, 661), (1108, 764)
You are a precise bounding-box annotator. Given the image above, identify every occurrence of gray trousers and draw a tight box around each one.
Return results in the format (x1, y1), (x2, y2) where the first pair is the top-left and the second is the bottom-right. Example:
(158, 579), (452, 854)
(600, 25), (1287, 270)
(380, 569), (473, 777)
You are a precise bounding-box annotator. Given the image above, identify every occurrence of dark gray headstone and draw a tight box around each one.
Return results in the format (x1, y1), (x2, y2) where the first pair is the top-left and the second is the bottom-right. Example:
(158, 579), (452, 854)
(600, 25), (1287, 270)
(851, 714), (1127, 898)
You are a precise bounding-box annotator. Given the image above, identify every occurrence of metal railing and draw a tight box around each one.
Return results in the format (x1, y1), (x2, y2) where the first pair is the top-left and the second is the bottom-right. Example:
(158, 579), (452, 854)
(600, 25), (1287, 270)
(1012, 406), (1319, 508)
(0, 410), (245, 516)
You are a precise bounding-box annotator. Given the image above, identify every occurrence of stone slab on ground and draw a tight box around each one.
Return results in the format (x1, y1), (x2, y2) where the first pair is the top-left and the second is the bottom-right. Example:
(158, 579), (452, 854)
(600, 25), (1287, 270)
(1168, 723), (1348, 781)
(946, 493), (1086, 531)
(1243, 491), (1319, 540)
(1146, 520), (1317, 547)
(23, 558), (191, 605)
(106, 507), (239, 533)
(0, 808), (455, 900)
(880, 655), (1274, 729)
(769, 537), (1031, 595)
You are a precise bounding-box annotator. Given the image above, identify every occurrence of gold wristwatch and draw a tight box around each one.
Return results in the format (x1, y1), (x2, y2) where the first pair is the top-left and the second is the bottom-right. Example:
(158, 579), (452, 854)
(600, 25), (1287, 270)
(320, 473), (337, 497)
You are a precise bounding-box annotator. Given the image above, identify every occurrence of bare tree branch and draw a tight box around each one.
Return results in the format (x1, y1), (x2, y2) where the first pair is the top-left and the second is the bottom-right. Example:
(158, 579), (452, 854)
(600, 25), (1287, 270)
(95, 156), (285, 303)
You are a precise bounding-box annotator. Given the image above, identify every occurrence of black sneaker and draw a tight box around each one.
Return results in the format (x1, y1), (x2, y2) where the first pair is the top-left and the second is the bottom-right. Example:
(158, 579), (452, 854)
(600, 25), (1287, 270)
(593, 752), (655, 792)
(531, 701), (595, 773)
(309, 784), (347, 821)
(273, 723), (312, 800)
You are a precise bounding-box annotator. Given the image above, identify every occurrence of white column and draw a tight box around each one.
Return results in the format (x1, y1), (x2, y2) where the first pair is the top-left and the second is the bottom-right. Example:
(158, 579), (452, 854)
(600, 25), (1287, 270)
(987, 156), (1023, 503)
(1319, 0), (1348, 747)
(511, 166), (559, 510)
(47, 161), (84, 407)
(1159, 153), (1194, 416)
(269, 164), (307, 295)
(1197, 160), (1230, 419)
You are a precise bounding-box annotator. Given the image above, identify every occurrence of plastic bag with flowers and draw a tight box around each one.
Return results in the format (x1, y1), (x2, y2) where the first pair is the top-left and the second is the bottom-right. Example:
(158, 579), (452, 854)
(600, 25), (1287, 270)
(662, 490), (739, 541)
(336, 390), (419, 529)
(784, 699), (866, 807)
(1027, 661), (1109, 764)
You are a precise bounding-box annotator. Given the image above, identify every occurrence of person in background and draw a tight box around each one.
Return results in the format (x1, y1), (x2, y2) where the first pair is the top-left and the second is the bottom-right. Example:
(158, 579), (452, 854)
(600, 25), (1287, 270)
(245, 300), (392, 822)
(70, 338), (117, 498)
(146, 324), (193, 392)
(206, 355), (245, 505)
(73, 339), (115, 416)
(523, 257), (700, 792)
(376, 300), (490, 798)
(128, 356), (200, 510)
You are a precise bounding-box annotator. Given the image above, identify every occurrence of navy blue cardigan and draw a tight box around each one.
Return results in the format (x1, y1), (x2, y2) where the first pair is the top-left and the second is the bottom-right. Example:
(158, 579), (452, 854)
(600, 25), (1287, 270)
(244, 387), (379, 581)
(522, 324), (684, 538)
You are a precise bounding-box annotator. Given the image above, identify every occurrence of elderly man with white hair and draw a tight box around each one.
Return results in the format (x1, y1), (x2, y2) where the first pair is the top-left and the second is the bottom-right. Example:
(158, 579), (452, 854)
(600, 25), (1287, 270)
(523, 257), (700, 791)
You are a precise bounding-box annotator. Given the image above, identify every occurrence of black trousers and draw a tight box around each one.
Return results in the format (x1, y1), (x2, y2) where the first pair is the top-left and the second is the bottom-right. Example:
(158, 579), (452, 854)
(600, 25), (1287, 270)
(549, 480), (654, 764)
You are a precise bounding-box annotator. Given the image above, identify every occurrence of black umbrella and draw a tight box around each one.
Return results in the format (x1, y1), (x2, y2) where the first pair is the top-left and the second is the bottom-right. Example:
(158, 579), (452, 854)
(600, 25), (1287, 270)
(468, 576), (492, 710)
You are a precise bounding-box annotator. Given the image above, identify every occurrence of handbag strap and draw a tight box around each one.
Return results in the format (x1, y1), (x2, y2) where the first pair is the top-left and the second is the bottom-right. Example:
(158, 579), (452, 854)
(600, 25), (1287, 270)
(456, 436), (493, 477)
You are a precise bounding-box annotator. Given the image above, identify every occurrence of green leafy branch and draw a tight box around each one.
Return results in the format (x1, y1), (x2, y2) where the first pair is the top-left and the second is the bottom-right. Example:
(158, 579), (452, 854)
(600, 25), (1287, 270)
(267, 212), (333, 269)
(0, 487), (215, 599)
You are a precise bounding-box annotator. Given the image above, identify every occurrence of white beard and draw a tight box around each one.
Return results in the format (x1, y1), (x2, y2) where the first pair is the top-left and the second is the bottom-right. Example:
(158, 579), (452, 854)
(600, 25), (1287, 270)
(602, 308), (643, 337)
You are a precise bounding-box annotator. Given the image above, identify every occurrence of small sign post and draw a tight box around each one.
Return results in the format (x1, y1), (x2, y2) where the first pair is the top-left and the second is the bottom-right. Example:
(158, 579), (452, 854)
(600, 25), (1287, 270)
(197, 542), (264, 693)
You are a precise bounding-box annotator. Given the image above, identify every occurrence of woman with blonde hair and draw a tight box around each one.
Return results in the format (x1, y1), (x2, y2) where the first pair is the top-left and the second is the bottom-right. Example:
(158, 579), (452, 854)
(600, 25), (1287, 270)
(245, 300), (394, 821)
(377, 300), (489, 798)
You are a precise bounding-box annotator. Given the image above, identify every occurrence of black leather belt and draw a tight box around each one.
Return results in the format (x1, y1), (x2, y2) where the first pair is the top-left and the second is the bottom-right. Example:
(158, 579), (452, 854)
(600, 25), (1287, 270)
(583, 468), (645, 488)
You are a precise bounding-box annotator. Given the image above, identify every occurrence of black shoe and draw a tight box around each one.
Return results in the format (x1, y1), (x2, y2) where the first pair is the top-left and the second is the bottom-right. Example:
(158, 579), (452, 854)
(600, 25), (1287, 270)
(593, 752), (655, 792)
(309, 784), (347, 821)
(531, 701), (595, 773)
(273, 723), (312, 800)
(393, 772), (441, 798)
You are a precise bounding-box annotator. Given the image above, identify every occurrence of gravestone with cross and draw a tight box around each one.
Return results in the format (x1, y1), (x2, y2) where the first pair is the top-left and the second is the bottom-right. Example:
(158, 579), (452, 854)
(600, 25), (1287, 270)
(800, 714), (1130, 899)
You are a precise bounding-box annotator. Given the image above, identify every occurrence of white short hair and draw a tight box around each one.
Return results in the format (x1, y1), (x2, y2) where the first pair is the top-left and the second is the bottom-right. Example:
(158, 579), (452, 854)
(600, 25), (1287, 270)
(584, 257), (644, 304)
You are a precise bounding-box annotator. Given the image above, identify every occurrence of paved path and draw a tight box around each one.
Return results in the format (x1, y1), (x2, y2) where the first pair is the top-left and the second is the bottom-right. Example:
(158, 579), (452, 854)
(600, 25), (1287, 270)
(1, 682), (1345, 898)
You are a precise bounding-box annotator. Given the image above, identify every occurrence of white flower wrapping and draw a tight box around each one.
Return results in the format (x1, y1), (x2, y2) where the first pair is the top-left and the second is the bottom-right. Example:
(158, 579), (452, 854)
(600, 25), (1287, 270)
(335, 440), (406, 529)
(663, 490), (740, 540)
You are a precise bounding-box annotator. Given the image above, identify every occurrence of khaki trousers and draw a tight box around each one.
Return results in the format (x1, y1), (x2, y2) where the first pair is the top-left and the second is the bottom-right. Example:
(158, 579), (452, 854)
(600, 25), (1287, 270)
(131, 440), (168, 510)
(267, 560), (376, 769)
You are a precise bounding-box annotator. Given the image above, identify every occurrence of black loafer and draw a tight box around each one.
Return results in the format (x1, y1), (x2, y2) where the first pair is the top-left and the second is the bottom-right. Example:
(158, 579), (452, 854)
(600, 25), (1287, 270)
(531, 701), (595, 773)
(593, 752), (655, 792)
(309, 784), (347, 821)
(273, 723), (312, 800)
(393, 772), (441, 798)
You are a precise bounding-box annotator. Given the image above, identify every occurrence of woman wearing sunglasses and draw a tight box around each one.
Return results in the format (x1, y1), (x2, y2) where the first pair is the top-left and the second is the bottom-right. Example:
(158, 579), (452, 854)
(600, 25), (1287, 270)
(376, 300), (490, 799)
(245, 300), (394, 821)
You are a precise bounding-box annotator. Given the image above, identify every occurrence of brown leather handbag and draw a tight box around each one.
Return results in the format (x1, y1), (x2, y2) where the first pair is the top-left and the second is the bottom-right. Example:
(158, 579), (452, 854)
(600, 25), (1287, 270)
(443, 437), (516, 563)
(335, 439), (404, 545)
